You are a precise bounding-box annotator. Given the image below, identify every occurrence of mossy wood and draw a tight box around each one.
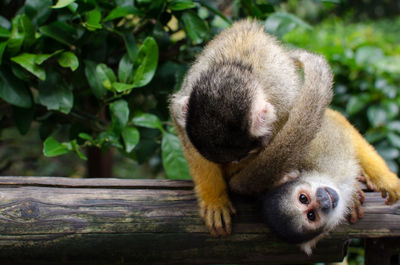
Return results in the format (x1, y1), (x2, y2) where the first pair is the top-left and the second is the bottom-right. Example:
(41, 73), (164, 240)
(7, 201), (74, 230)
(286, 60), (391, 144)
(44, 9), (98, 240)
(0, 177), (399, 264)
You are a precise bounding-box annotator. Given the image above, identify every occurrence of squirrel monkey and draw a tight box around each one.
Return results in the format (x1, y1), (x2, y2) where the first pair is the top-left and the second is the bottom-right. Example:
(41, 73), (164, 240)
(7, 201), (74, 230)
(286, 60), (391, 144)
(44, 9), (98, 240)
(257, 109), (400, 254)
(169, 20), (400, 236)
(227, 50), (400, 253)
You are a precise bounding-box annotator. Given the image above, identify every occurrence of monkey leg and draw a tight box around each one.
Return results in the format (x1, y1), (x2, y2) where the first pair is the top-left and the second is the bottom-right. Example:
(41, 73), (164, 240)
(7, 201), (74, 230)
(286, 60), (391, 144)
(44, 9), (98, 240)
(327, 109), (400, 204)
(177, 131), (236, 236)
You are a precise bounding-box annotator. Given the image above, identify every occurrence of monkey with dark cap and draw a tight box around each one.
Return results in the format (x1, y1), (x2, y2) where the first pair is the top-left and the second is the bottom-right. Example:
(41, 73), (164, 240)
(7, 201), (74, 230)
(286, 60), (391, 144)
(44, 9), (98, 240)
(169, 19), (400, 237)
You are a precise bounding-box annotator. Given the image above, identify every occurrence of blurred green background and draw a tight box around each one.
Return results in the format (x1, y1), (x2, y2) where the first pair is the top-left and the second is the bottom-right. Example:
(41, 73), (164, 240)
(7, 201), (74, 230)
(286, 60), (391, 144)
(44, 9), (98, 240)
(1, 1), (399, 264)
(2, 0), (399, 180)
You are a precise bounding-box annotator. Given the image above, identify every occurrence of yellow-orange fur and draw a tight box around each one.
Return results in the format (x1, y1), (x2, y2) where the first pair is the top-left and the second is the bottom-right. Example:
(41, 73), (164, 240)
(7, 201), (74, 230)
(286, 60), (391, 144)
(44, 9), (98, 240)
(327, 109), (400, 203)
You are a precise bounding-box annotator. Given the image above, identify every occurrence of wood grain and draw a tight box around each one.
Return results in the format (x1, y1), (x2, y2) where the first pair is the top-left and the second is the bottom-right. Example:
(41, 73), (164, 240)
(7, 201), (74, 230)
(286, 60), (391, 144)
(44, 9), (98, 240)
(0, 176), (398, 264)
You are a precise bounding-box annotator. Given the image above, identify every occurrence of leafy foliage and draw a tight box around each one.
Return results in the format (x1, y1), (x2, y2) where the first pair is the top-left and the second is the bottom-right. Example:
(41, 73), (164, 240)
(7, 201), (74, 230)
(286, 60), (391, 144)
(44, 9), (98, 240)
(284, 18), (400, 173)
(1, 0), (398, 182)
(1, 0), (312, 180)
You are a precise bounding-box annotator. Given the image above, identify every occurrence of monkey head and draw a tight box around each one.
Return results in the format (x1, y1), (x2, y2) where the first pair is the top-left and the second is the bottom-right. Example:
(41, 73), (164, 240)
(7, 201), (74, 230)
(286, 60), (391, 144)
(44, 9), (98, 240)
(174, 61), (277, 164)
(261, 172), (349, 255)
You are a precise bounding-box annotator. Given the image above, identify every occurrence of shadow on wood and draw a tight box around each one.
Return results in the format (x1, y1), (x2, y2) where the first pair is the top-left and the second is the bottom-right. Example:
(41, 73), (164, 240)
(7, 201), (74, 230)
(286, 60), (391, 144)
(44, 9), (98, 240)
(0, 177), (399, 264)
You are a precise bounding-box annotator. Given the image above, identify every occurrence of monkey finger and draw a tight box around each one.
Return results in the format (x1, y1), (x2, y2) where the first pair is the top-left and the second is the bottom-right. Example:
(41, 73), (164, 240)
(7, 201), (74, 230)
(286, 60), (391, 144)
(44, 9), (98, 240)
(385, 191), (398, 205)
(357, 175), (366, 183)
(357, 205), (364, 219)
(357, 189), (365, 204)
(222, 208), (232, 234)
(381, 191), (388, 199)
(213, 210), (227, 236)
(205, 209), (217, 236)
(200, 207), (206, 220)
(228, 201), (237, 215)
(349, 209), (357, 224)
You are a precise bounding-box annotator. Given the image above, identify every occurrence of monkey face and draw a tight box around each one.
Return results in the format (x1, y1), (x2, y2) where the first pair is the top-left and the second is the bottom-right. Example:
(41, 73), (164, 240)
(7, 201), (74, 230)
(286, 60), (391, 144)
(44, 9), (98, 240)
(291, 182), (340, 232)
(261, 176), (346, 255)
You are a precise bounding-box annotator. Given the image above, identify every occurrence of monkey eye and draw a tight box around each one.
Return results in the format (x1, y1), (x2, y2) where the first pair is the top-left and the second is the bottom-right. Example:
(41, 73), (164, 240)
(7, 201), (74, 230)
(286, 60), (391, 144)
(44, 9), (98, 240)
(299, 194), (309, 204)
(307, 211), (316, 222)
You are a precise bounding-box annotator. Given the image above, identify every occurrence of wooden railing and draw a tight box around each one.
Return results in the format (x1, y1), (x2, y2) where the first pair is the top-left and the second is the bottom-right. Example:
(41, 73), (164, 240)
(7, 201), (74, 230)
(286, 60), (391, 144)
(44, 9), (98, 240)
(0, 176), (399, 264)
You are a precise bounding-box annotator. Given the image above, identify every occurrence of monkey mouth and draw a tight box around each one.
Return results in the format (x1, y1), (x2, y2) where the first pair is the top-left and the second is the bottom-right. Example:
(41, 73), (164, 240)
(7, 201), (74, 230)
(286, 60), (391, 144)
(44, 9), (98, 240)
(323, 187), (339, 209)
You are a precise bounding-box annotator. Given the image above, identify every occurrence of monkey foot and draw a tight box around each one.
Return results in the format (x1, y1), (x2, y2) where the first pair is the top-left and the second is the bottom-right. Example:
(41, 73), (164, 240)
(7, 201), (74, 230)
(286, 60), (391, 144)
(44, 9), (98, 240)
(349, 186), (364, 224)
(200, 200), (236, 237)
(358, 171), (400, 205)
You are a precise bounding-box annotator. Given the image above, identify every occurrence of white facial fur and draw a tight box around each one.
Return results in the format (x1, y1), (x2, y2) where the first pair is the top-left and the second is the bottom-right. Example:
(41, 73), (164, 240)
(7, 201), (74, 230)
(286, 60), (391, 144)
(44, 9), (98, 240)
(292, 171), (356, 255)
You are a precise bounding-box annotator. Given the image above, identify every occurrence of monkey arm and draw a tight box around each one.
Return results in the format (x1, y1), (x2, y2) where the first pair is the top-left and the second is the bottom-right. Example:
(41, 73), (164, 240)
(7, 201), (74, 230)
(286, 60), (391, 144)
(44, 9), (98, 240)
(229, 50), (334, 194)
(173, 124), (235, 235)
(326, 109), (400, 204)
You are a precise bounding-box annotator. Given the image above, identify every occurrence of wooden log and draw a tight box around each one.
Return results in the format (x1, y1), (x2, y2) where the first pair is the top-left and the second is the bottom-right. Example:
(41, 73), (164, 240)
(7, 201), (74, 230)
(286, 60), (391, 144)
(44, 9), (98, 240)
(0, 176), (398, 264)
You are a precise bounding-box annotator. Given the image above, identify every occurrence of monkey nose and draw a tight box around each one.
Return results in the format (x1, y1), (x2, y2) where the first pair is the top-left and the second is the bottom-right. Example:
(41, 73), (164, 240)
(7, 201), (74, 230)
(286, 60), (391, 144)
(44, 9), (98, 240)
(316, 187), (339, 213)
(316, 187), (332, 213)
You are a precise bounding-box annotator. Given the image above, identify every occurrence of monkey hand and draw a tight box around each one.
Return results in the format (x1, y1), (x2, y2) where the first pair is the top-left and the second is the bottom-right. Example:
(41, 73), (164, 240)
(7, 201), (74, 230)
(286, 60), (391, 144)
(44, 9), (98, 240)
(359, 170), (400, 205)
(349, 183), (365, 224)
(199, 196), (236, 236)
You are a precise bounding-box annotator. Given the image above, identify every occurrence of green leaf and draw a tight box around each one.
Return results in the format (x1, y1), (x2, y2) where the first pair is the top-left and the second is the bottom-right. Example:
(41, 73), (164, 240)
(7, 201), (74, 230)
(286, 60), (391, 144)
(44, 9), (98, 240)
(365, 131), (386, 144)
(13, 106), (34, 135)
(35, 49), (63, 64)
(40, 22), (77, 46)
(388, 133), (400, 149)
(196, 0), (231, 24)
(383, 101), (399, 120)
(376, 146), (399, 160)
(112, 82), (135, 92)
(78, 133), (94, 141)
(388, 121), (400, 134)
(132, 37), (159, 87)
(0, 26), (10, 38)
(17, 15), (36, 49)
(132, 112), (163, 131)
(123, 33), (138, 62)
(355, 46), (384, 66)
(70, 140), (87, 160)
(84, 9), (102, 31)
(104, 6), (141, 22)
(52, 0), (76, 9)
(0, 42), (6, 65)
(367, 106), (387, 128)
(8, 16), (26, 55)
(168, 0), (196, 11)
(346, 93), (371, 116)
(118, 54), (133, 83)
(24, 0), (52, 26)
(57, 51), (79, 71)
(265, 12), (312, 38)
(0, 16), (10, 29)
(43, 136), (70, 157)
(96, 63), (116, 90)
(182, 11), (208, 44)
(11, 53), (46, 80)
(161, 132), (190, 179)
(110, 99), (129, 134)
(84, 60), (107, 98)
(122, 126), (140, 153)
(0, 69), (32, 108)
(38, 71), (73, 114)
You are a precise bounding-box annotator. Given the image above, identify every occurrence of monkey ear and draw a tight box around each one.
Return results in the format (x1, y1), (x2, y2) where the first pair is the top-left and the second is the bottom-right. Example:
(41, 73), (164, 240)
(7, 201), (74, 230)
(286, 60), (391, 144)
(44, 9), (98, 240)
(174, 96), (189, 128)
(250, 101), (276, 138)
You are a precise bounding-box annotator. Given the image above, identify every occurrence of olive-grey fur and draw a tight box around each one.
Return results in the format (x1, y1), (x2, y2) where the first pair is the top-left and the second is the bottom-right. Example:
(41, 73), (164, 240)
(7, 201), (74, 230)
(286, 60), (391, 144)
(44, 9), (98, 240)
(228, 49), (334, 193)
